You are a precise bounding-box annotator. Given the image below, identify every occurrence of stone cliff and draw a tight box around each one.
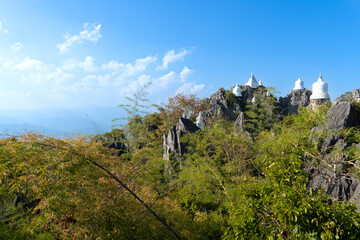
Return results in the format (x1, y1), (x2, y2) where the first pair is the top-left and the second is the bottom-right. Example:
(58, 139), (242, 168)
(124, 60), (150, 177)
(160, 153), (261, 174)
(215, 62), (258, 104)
(163, 84), (360, 209)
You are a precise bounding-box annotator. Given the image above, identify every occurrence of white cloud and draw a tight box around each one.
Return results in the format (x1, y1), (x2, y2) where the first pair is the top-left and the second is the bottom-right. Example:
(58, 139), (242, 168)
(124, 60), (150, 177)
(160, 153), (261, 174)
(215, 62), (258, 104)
(21, 68), (74, 84)
(15, 57), (48, 72)
(124, 56), (157, 76)
(157, 49), (191, 70)
(118, 74), (151, 95)
(63, 56), (97, 72)
(46, 68), (75, 84)
(155, 71), (177, 88)
(57, 23), (102, 53)
(102, 56), (157, 76)
(0, 48), (199, 108)
(76, 73), (112, 88)
(176, 82), (205, 95)
(180, 66), (194, 82)
(101, 60), (123, 71)
(3, 60), (14, 68)
(11, 42), (23, 52)
(0, 21), (8, 34)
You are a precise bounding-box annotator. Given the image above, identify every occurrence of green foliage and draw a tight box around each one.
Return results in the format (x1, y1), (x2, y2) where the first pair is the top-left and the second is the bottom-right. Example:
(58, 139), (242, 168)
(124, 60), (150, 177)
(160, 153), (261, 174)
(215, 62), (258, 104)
(225, 90), (237, 105)
(173, 107), (360, 239)
(3, 89), (360, 239)
(113, 82), (155, 153)
(156, 93), (205, 134)
(244, 87), (279, 136)
(0, 134), (204, 239)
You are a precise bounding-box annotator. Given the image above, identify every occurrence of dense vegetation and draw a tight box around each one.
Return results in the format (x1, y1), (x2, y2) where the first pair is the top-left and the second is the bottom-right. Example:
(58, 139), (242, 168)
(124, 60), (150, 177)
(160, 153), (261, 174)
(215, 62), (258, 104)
(1, 88), (360, 239)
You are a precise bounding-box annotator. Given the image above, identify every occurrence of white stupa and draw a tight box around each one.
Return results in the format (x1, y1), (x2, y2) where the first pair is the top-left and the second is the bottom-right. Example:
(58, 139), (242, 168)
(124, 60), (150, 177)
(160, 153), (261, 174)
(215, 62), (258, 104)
(310, 74), (330, 100)
(196, 112), (205, 129)
(259, 80), (263, 86)
(246, 73), (259, 88)
(232, 84), (242, 97)
(251, 96), (256, 104)
(293, 77), (304, 90)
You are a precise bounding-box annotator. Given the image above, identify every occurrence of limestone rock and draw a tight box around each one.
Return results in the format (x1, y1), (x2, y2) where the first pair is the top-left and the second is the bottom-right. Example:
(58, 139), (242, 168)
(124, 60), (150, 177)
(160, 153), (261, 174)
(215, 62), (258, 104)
(305, 168), (360, 201)
(163, 117), (199, 161)
(234, 112), (245, 131)
(279, 89), (312, 115)
(333, 88), (360, 105)
(163, 117), (200, 176)
(203, 88), (241, 121)
(327, 101), (360, 130)
(333, 92), (353, 105)
(350, 182), (360, 211)
(311, 91), (360, 149)
(353, 89), (360, 102)
(203, 86), (265, 121)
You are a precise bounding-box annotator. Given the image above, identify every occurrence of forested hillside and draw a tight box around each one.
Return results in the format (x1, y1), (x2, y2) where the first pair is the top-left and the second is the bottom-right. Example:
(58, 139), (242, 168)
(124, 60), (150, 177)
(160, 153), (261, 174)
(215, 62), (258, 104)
(1, 86), (360, 239)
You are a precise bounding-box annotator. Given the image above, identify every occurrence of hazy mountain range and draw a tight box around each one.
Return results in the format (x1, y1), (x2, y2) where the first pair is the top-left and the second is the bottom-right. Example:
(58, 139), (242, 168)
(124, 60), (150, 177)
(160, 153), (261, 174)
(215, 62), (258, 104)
(0, 106), (124, 138)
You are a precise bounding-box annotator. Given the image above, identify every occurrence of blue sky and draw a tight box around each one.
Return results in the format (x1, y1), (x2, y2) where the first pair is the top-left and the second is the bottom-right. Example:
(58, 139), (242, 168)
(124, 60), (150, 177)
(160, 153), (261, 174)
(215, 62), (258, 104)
(0, 0), (360, 110)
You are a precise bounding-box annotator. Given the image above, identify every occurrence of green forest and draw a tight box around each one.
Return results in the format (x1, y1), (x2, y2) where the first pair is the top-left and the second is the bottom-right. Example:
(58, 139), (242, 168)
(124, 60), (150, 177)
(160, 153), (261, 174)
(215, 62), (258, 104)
(1, 86), (360, 240)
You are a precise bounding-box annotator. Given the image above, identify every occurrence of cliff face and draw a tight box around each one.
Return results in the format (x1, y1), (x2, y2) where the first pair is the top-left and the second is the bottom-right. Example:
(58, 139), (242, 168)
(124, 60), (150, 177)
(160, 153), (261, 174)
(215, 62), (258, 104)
(307, 88), (360, 206)
(202, 88), (242, 121)
(163, 117), (199, 174)
(163, 86), (266, 162)
(279, 89), (312, 115)
(163, 86), (360, 208)
(202, 85), (266, 121)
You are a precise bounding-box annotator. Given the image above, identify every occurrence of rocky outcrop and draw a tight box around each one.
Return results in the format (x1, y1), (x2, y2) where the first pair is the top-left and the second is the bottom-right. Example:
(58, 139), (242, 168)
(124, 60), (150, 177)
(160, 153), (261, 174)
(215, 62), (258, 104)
(279, 89), (312, 115)
(163, 117), (199, 162)
(203, 86), (266, 121)
(96, 137), (126, 155)
(234, 112), (245, 131)
(307, 88), (360, 208)
(312, 88), (360, 135)
(203, 88), (242, 121)
(333, 89), (360, 104)
(327, 101), (360, 130)
(305, 168), (360, 201)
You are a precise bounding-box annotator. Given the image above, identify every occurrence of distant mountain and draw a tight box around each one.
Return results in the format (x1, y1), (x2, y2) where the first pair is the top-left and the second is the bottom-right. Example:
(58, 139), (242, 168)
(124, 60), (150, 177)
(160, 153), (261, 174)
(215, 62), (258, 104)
(0, 106), (125, 137)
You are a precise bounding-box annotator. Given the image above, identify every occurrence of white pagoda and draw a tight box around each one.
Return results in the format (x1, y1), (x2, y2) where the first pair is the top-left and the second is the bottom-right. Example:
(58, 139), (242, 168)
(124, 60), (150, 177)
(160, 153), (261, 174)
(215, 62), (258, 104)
(293, 77), (304, 90)
(246, 73), (259, 88)
(196, 112), (205, 129)
(310, 74), (330, 100)
(232, 84), (242, 97)
(251, 96), (256, 104)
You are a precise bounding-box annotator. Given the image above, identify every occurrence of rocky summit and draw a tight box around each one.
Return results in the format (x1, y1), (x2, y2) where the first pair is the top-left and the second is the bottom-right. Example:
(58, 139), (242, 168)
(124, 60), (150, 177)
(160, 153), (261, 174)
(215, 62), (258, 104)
(163, 84), (360, 209)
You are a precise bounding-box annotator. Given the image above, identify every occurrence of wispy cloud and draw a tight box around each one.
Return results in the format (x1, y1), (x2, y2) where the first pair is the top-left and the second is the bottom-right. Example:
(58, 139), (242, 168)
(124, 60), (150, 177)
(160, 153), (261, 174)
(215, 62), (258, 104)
(0, 21), (8, 34)
(11, 42), (23, 52)
(57, 23), (102, 53)
(63, 56), (97, 72)
(180, 66), (194, 82)
(101, 60), (123, 71)
(102, 55), (157, 76)
(118, 74), (151, 95)
(155, 71), (177, 88)
(0, 47), (202, 108)
(176, 82), (205, 95)
(15, 57), (48, 72)
(157, 49), (191, 70)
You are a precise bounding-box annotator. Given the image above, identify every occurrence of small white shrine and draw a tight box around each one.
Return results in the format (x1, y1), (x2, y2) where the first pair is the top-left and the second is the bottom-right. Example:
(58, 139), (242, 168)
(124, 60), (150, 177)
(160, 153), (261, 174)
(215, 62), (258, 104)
(251, 96), (256, 104)
(232, 84), (242, 97)
(196, 112), (205, 129)
(293, 77), (304, 90)
(259, 80), (263, 86)
(246, 73), (259, 88)
(310, 74), (330, 100)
